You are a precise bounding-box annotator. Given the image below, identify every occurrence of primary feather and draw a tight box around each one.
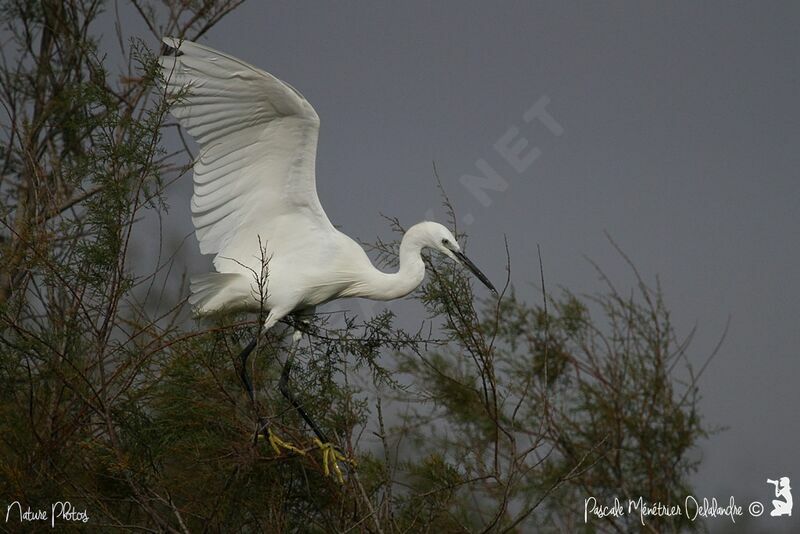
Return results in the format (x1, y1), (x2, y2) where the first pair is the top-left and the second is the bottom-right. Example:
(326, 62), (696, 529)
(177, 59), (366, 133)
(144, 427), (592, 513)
(159, 37), (333, 268)
(160, 38), (355, 314)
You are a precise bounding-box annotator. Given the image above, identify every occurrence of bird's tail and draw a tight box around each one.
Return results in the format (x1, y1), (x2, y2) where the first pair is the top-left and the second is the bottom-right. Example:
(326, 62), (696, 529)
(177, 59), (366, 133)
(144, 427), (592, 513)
(189, 272), (253, 315)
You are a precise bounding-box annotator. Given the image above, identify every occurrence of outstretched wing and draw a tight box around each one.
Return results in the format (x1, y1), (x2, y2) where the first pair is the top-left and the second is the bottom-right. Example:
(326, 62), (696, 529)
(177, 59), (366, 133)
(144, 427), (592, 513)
(158, 37), (334, 268)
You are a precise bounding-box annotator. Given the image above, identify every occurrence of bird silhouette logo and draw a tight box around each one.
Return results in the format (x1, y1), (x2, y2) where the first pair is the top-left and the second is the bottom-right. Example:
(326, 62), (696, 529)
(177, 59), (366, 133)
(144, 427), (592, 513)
(767, 477), (792, 517)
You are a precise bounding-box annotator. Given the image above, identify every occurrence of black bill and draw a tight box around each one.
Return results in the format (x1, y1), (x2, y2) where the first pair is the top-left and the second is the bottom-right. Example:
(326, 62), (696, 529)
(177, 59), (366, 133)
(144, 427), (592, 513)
(453, 250), (498, 295)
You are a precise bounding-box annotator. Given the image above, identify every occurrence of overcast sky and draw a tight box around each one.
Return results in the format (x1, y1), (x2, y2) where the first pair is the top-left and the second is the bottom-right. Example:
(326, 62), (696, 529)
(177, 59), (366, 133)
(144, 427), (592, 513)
(112, 2), (798, 529)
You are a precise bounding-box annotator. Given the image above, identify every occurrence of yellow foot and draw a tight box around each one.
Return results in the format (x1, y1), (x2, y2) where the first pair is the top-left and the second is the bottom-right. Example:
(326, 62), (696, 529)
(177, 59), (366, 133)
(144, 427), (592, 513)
(259, 428), (307, 456)
(258, 429), (355, 483)
(313, 438), (356, 484)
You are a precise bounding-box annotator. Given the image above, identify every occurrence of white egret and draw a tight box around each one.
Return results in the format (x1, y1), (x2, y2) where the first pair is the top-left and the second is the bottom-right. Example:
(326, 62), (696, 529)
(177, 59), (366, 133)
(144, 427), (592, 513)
(159, 38), (496, 449)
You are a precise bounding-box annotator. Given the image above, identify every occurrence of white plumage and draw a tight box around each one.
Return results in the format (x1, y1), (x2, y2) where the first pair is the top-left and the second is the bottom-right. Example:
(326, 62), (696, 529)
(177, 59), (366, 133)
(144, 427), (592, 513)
(158, 37), (496, 333)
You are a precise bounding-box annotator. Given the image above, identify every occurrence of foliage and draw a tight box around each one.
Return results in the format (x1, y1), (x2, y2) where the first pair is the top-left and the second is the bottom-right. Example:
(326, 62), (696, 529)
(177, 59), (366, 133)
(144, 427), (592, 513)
(0, 2), (709, 532)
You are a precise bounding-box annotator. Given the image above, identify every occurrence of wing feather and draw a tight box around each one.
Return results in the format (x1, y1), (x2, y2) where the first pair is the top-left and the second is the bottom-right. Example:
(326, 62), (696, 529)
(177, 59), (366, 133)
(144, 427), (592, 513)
(159, 38), (334, 263)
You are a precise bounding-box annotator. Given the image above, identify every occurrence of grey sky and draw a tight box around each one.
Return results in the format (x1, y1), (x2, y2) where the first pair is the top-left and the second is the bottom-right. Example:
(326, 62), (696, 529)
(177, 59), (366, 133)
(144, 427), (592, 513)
(115, 2), (798, 528)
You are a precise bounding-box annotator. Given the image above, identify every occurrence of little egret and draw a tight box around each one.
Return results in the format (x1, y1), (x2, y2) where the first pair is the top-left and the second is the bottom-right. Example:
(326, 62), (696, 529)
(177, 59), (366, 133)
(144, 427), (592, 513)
(159, 38), (497, 452)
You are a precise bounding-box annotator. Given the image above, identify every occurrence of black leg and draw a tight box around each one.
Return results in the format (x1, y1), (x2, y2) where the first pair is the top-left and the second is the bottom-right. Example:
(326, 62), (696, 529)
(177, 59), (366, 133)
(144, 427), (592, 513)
(237, 325), (332, 446)
(238, 337), (273, 444)
(278, 347), (330, 444)
(237, 338), (258, 403)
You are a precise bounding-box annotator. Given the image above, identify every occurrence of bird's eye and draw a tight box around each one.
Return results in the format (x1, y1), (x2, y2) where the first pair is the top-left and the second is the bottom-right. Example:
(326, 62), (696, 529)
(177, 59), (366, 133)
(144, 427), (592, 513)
(441, 238), (450, 245)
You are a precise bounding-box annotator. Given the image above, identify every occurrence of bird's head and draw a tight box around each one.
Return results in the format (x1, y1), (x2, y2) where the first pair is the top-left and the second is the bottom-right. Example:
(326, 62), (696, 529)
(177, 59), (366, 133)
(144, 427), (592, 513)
(414, 221), (498, 295)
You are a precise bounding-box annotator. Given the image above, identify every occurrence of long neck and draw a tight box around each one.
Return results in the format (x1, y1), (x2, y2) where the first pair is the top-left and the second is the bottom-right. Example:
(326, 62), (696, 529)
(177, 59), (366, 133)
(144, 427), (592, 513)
(350, 227), (427, 301)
